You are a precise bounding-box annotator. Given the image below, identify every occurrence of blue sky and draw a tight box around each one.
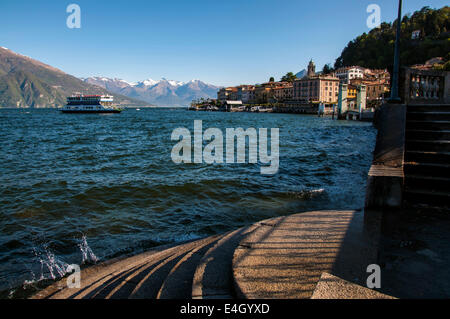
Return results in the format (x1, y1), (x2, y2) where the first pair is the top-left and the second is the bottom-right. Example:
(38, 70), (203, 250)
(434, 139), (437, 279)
(0, 0), (447, 86)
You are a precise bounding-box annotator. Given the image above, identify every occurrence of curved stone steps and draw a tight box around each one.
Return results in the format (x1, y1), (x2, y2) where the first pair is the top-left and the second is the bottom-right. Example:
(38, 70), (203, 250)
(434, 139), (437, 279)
(156, 234), (224, 299)
(78, 260), (161, 299)
(31, 244), (176, 299)
(94, 251), (178, 299)
(31, 238), (209, 299)
(191, 225), (259, 299)
(126, 236), (225, 299)
(83, 245), (194, 299)
(126, 243), (204, 299)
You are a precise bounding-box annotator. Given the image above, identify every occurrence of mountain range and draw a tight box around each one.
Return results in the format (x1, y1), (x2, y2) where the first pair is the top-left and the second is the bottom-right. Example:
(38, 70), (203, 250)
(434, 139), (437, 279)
(295, 69), (307, 79)
(82, 77), (221, 107)
(0, 47), (149, 108)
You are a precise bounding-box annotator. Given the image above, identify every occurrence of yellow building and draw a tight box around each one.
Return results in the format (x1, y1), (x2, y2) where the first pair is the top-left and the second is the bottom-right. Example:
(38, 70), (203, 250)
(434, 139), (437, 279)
(347, 85), (357, 99)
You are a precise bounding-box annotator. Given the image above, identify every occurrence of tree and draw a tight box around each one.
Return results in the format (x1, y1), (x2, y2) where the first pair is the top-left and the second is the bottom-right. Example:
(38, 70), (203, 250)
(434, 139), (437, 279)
(322, 64), (333, 74)
(281, 72), (297, 82)
(333, 6), (450, 69)
(269, 77), (275, 82)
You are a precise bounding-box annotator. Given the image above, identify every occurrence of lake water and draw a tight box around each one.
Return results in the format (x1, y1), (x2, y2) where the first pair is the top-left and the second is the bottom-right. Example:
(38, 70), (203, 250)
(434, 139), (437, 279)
(0, 108), (377, 295)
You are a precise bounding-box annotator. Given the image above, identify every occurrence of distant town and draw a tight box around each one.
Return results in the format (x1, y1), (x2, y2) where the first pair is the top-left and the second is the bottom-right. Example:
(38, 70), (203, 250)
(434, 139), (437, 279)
(190, 57), (445, 120)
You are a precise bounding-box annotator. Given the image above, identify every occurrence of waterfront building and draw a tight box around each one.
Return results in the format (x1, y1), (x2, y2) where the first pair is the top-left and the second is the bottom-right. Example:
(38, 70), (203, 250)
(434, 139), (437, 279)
(236, 85), (255, 103)
(254, 85), (273, 104)
(228, 87), (239, 101)
(351, 78), (389, 103)
(338, 83), (367, 118)
(217, 87), (237, 103)
(365, 81), (389, 102)
(217, 88), (228, 102)
(293, 75), (340, 104)
(347, 84), (357, 99)
(252, 81), (286, 104)
(272, 82), (293, 102)
(215, 64), (387, 109)
(357, 85), (367, 112)
(190, 98), (219, 111)
(338, 83), (348, 114)
(335, 66), (365, 84)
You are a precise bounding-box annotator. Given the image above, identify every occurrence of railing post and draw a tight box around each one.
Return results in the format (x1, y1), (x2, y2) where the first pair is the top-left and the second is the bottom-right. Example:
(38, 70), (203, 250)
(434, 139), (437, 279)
(403, 68), (410, 105)
(445, 72), (450, 104)
(389, 0), (402, 103)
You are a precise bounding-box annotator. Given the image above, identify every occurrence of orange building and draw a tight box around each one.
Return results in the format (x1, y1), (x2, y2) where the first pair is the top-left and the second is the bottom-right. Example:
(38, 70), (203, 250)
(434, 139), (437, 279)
(272, 83), (293, 102)
(351, 78), (389, 101)
(293, 75), (340, 103)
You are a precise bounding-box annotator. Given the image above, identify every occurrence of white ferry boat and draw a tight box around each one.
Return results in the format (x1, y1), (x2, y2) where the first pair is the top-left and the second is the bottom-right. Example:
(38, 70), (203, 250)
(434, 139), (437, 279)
(61, 94), (123, 113)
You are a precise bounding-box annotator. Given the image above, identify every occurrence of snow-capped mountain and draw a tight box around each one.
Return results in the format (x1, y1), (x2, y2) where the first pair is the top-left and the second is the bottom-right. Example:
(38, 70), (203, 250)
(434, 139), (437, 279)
(81, 77), (136, 92)
(82, 77), (221, 106)
(0, 47), (148, 108)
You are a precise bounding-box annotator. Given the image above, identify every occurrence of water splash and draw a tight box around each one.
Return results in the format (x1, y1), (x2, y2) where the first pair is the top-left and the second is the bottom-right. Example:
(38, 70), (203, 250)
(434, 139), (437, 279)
(31, 244), (69, 282)
(79, 235), (98, 264)
(23, 235), (98, 289)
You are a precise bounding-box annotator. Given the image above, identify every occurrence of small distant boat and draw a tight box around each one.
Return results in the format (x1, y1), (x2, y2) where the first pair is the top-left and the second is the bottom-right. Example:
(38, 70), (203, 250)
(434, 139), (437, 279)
(136, 108), (141, 111)
(61, 94), (123, 113)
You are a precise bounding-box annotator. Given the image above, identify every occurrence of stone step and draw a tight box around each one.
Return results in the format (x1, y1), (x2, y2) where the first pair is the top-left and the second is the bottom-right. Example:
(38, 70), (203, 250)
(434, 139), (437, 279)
(406, 120), (450, 131)
(156, 234), (224, 299)
(30, 242), (184, 299)
(404, 188), (450, 207)
(407, 111), (450, 121)
(406, 139), (450, 152)
(407, 105), (450, 112)
(75, 240), (204, 299)
(311, 273), (396, 299)
(232, 211), (378, 299)
(405, 175), (450, 193)
(130, 238), (223, 299)
(101, 250), (190, 299)
(84, 256), (173, 299)
(405, 151), (450, 164)
(404, 162), (450, 178)
(192, 225), (258, 299)
(406, 129), (450, 141)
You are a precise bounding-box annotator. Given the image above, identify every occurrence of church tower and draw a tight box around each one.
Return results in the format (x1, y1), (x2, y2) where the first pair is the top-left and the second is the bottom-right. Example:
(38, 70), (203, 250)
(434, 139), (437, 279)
(307, 60), (316, 77)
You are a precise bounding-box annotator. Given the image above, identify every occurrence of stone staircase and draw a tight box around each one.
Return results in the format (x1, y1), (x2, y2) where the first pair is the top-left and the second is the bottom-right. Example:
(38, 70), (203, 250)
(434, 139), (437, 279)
(404, 104), (450, 209)
(31, 211), (385, 300)
(31, 224), (258, 299)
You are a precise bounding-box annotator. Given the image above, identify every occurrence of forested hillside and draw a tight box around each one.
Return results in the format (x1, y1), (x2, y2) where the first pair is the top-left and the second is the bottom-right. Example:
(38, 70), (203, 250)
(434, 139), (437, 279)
(334, 6), (450, 70)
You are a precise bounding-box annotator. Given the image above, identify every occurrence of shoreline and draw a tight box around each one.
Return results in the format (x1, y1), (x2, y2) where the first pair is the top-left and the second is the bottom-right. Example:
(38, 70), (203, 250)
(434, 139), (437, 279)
(189, 104), (376, 122)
